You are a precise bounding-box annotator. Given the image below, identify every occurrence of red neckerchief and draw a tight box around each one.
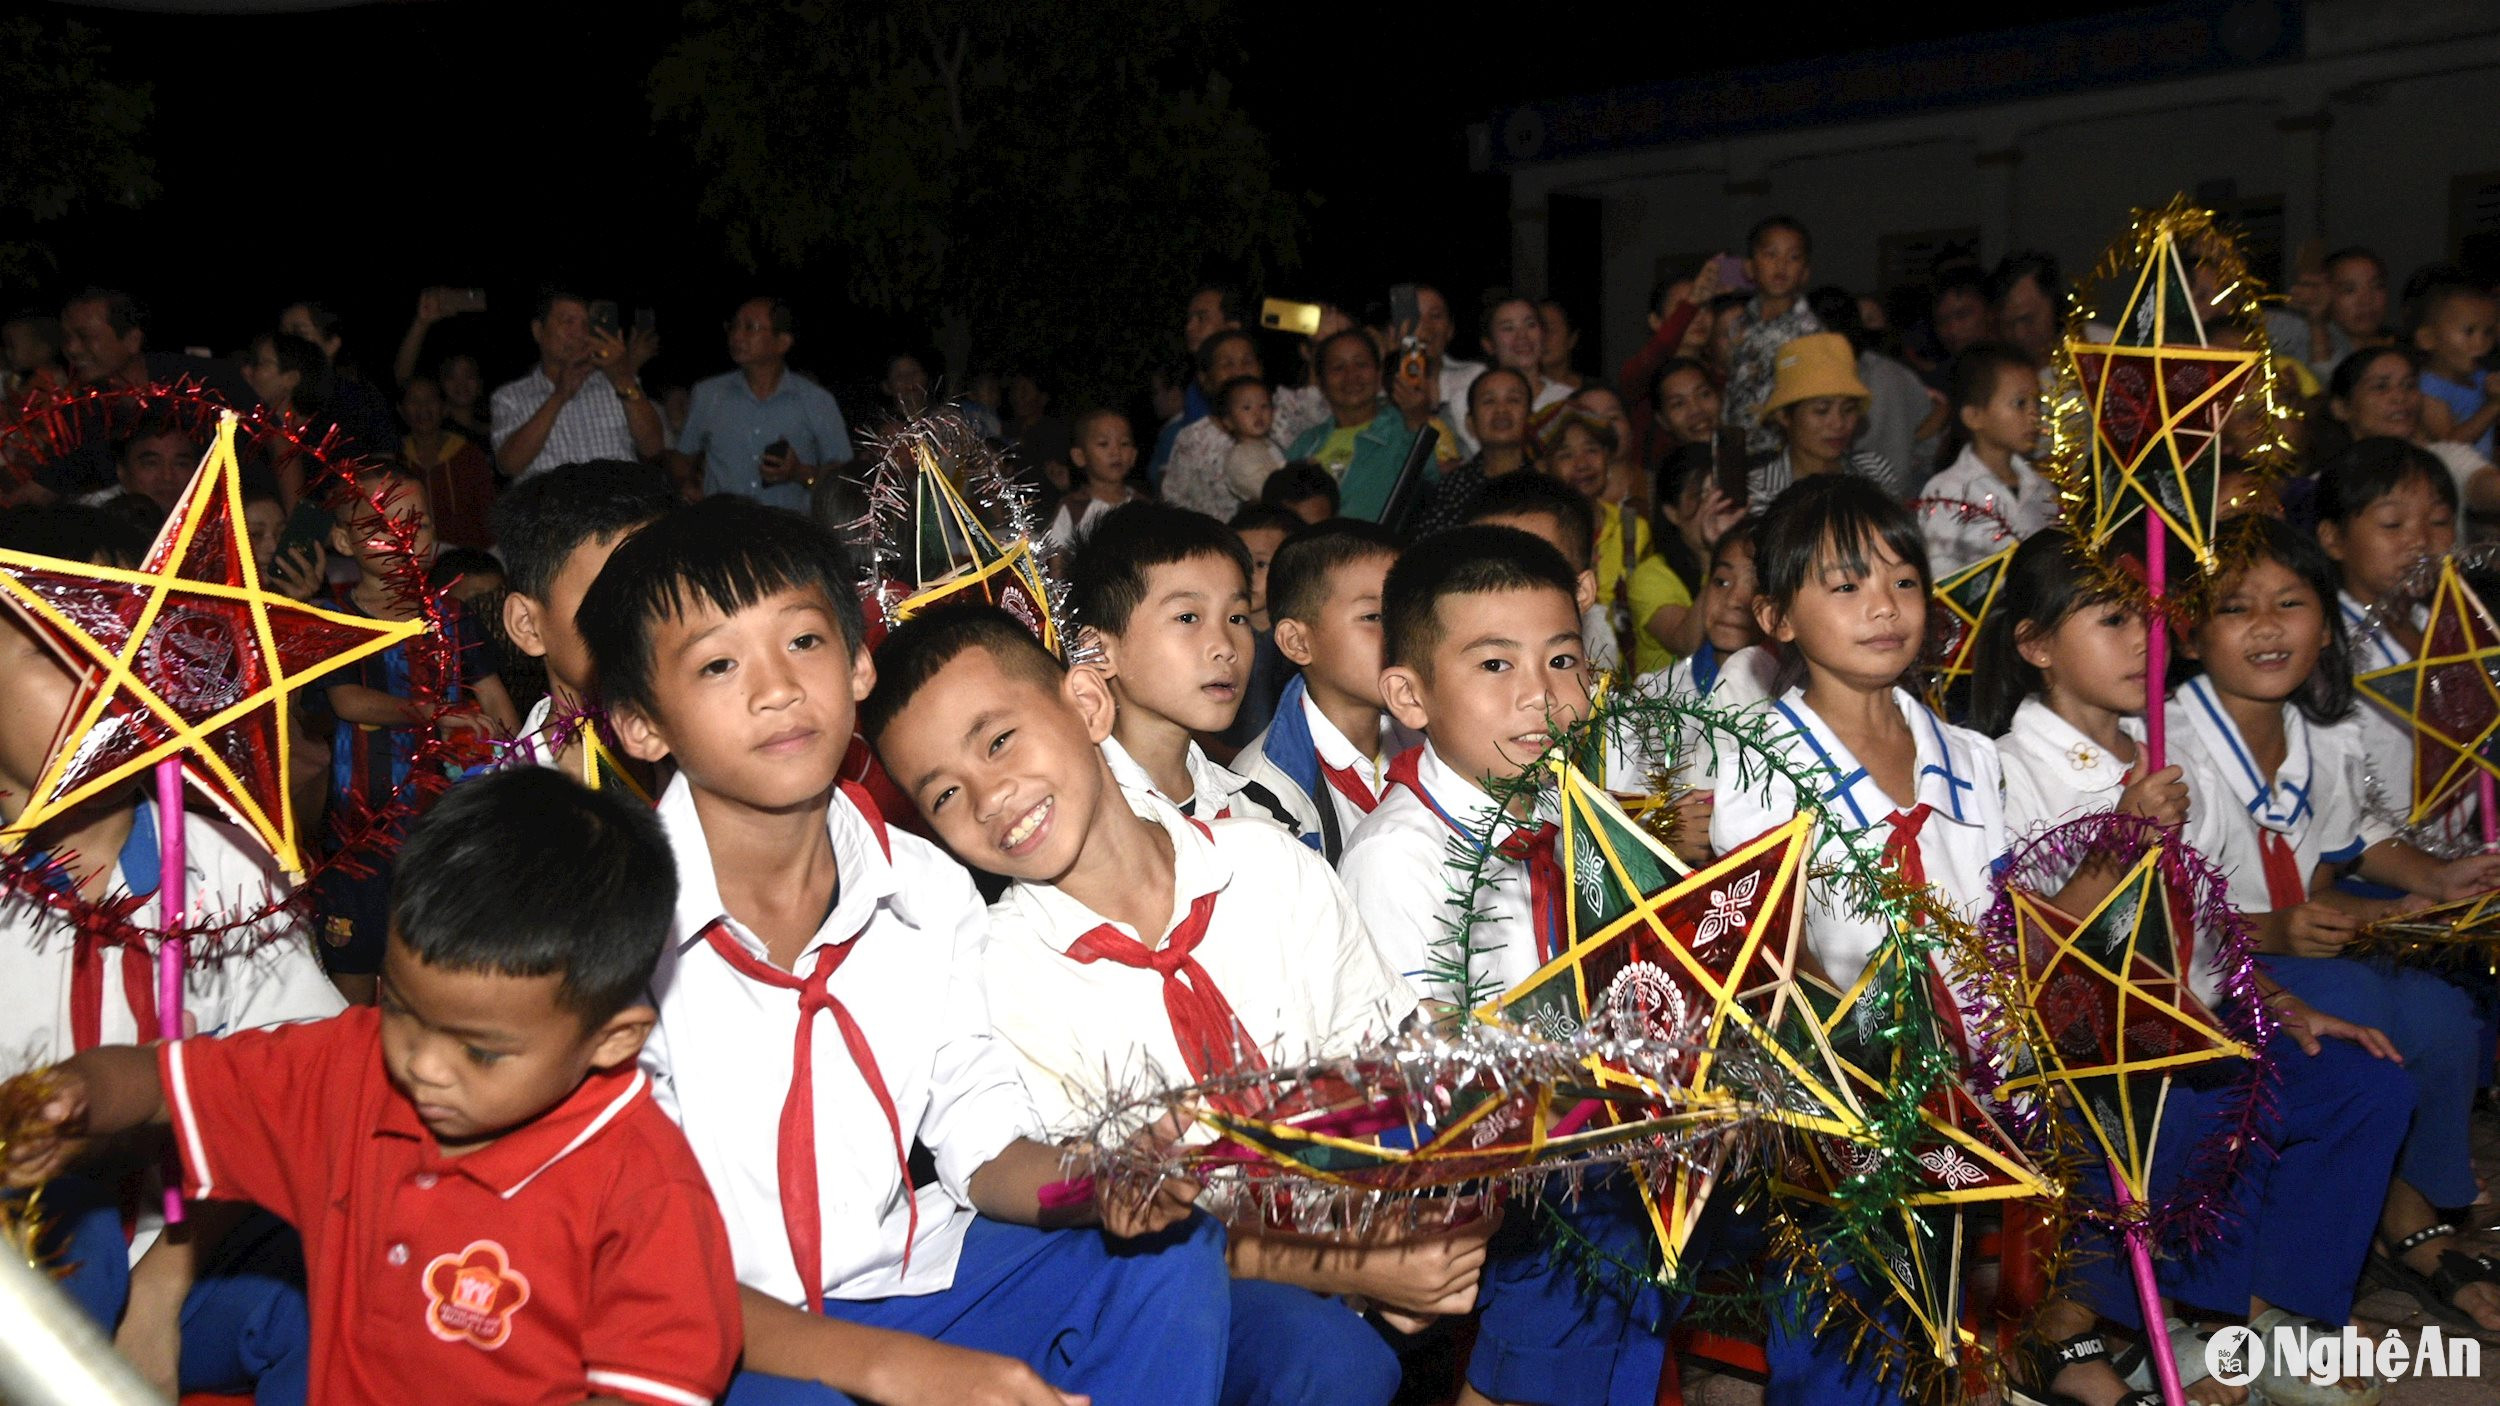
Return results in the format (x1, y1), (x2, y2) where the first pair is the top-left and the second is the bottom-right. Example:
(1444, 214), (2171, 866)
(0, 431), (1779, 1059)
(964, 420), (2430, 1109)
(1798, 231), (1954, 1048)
(2257, 830), (2309, 912)
(1319, 760), (1383, 815)
(1883, 802), (1972, 1059)
(1386, 749), (1563, 963)
(1065, 820), (1269, 1106)
(695, 781), (913, 1309)
(70, 921), (159, 1051)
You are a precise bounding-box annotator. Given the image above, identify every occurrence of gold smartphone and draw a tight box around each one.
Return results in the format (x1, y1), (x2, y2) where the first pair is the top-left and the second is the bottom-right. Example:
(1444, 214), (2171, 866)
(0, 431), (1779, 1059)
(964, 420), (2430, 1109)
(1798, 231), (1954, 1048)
(1260, 297), (1323, 336)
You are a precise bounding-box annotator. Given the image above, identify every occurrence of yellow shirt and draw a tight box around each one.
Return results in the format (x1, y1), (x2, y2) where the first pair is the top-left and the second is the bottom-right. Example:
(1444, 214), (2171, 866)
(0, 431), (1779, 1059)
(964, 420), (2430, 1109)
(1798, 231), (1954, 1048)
(1627, 554), (1694, 677)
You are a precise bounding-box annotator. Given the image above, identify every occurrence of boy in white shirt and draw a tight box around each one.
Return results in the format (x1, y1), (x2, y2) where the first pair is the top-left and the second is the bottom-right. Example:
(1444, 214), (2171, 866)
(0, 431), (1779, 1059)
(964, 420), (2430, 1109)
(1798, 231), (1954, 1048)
(1235, 521), (1418, 863)
(0, 509), (341, 1400)
(1069, 501), (1298, 830)
(1918, 342), (2057, 579)
(866, 603), (1468, 1406)
(1464, 471), (1624, 675)
(581, 498), (1228, 1405)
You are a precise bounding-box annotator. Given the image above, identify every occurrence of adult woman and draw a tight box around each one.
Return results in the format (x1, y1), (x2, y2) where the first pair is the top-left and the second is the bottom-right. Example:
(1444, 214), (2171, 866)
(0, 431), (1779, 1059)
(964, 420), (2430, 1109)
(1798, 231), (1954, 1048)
(1482, 296), (1573, 437)
(1744, 332), (1911, 511)
(2314, 344), (2498, 513)
(240, 330), (338, 508)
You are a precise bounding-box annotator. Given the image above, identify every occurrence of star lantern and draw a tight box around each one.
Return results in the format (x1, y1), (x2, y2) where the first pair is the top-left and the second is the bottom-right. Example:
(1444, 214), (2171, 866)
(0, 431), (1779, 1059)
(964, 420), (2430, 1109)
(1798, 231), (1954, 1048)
(1994, 847), (2250, 1207)
(2352, 557), (2500, 825)
(1485, 765), (1871, 1273)
(2066, 222), (2262, 575)
(0, 414), (422, 873)
(1920, 541), (2016, 719)
(878, 435), (1059, 655)
(2358, 884), (2500, 955)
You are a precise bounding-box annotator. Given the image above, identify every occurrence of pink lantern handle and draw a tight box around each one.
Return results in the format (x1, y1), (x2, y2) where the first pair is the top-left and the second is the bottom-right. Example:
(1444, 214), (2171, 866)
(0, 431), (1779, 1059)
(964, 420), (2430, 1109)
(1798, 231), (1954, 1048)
(2480, 772), (2497, 852)
(154, 759), (187, 1226)
(2109, 1158), (2186, 1405)
(2143, 517), (2168, 773)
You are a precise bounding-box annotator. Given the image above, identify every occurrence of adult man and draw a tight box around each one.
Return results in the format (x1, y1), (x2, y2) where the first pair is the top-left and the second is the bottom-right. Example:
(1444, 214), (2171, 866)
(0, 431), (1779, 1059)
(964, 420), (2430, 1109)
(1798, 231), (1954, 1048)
(79, 413), (198, 513)
(40, 289), (250, 501)
(665, 297), (852, 510)
(1148, 284), (1244, 481)
(489, 288), (663, 480)
(1284, 329), (1432, 523)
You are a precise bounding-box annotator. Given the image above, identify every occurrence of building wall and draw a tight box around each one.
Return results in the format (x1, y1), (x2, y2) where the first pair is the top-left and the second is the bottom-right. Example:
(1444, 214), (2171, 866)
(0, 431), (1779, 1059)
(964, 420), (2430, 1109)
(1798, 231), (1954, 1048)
(1499, 1), (2500, 376)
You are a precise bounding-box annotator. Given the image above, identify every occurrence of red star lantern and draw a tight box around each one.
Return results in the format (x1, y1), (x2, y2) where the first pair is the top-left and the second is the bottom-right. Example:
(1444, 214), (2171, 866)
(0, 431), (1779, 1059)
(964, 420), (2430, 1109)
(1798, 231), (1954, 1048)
(2352, 557), (2500, 825)
(0, 414), (423, 872)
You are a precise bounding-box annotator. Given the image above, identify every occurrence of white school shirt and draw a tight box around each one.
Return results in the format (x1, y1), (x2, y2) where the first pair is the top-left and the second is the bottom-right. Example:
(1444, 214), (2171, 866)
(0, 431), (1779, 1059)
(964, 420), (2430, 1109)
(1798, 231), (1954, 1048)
(1237, 693), (1420, 849)
(1, 802), (342, 1261)
(1340, 743), (1548, 1004)
(2165, 677), (2384, 919)
(1101, 734), (1288, 828)
(1997, 698), (2240, 1004)
(1708, 687), (2006, 988)
(1629, 643), (1783, 790)
(640, 777), (1040, 1304)
(2337, 592), (2470, 845)
(1918, 445), (2059, 580)
(980, 795), (1417, 1133)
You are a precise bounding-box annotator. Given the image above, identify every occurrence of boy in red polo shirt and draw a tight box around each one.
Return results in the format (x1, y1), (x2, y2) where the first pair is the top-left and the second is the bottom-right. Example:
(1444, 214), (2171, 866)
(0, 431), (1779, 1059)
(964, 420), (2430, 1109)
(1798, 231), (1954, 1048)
(6, 768), (740, 1406)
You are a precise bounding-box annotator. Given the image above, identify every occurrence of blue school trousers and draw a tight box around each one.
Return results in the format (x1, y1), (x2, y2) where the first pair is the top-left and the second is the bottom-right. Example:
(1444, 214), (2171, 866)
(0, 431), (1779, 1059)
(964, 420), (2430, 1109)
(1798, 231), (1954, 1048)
(2069, 1029), (2409, 1329)
(2263, 955), (2478, 1207)
(45, 1180), (311, 1405)
(1224, 1280), (1399, 1406)
(1703, 1206), (1917, 1406)
(1468, 1179), (1675, 1406)
(725, 1213), (1231, 1406)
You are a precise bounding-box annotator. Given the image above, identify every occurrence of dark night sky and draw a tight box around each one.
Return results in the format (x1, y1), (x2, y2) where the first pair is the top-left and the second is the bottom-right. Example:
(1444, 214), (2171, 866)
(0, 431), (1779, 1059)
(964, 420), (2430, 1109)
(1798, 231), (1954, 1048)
(30, 0), (2146, 396)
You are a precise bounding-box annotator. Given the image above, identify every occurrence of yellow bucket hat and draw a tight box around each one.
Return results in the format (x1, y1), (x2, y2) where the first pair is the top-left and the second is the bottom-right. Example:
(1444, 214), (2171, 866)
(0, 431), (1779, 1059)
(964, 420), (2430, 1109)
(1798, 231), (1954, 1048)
(1757, 332), (1870, 423)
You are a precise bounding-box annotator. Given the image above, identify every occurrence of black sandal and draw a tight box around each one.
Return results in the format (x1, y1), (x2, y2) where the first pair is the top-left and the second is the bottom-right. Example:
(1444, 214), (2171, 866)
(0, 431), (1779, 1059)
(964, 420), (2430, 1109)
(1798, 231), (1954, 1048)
(2367, 1221), (2500, 1331)
(2006, 1329), (2161, 1406)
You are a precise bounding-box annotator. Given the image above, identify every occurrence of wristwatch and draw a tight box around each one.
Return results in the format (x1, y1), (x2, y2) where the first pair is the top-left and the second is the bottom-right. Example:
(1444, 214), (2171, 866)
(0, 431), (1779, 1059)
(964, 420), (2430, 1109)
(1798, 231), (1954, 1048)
(616, 382), (647, 403)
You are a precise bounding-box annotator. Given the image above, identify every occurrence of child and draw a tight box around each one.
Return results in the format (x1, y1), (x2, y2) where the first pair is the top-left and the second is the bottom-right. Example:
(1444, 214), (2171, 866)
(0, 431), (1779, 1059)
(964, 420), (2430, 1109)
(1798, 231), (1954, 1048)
(1975, 528), (2407, 1406)
(862, 604), (1432, 1406)
(1070, 502), (1298, 827)
(315, 470), (520, 995)
(2164, 514), (2500, 1332)
(575, 499), (1228, 1403)
(1538, 411), (1656, 662)
(1215, 375), (1288, 505)
(2411, 281), (2500, 455)
(1919, 342), (2055, 578)
(0, 507), (343, 1402)
(1259, 459), (1339, 524)
(399, 374), (496, 550)
(1722, 215), (1821, 455)
(2316, 437), (2466, 843)
(4, 769), (743, 1406)
(1221, 504), (1303, 751)
(489, 458), (674, 788)
(1046, 407), (1144, 554)
(1235, 521), (1419, 862)
(1637, 519), (1777, 852)
(1464, 471), (1619, 675)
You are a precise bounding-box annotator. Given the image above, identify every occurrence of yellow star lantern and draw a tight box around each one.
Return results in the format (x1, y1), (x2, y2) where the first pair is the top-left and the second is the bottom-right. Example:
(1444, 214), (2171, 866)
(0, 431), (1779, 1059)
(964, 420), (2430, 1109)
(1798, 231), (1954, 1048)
(2352, 557), (2500, 825)
(2066, 217), (2261, 574)
(1920, 540), (2015, 716)
(879, 432), (1060, 654)
(1484, 766), (1867, 1273)
(0, 414), (423, 872)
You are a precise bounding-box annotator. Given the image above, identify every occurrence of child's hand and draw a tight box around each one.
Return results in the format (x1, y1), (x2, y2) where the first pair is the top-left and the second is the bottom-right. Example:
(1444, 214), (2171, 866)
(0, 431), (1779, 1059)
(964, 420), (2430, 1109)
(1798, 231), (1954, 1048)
(1334, 1206), (1501, 1318)
(2115, 763), (2187, 828)
(1689, 257), (1725, 305)
(1668, 789), (1715, 868)
(2277, 901), (2360, 958)
(2431, 852), (2500, 900)
(866, 1337), (1087, 1406)
(0, 1066), (88, 1188)
(2483, 370), (2500, 400)
(2265, 988), (2400, 1061)
(1095, 1111), (1202, 1240)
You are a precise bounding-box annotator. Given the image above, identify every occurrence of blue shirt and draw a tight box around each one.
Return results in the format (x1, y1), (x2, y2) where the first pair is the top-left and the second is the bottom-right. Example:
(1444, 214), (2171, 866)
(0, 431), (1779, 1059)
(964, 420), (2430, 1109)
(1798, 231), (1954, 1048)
(676, 368), (855, 511)
(2422, 368), (2493, 457)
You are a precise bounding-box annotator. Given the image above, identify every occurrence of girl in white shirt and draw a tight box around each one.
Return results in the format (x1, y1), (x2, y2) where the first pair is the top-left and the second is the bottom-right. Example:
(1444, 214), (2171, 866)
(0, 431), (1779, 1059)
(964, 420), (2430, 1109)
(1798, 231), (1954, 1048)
(1918, 343), (2060, 579)
(2169, 515), (2500, 1334)
(1975, 528), (2417, 1396)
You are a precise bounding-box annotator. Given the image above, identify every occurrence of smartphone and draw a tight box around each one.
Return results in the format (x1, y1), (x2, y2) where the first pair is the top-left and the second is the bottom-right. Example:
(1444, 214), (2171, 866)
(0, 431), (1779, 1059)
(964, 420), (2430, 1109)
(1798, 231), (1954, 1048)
(633, 307), (657, 337)
(274, 500), (332, 566)
(1260, 297), (1322, 337)
(1709, 253), (1753, 294)
(1388, 283), (1421, 333)
(588, 300), (621, 336)
(443, 286), (487, 314)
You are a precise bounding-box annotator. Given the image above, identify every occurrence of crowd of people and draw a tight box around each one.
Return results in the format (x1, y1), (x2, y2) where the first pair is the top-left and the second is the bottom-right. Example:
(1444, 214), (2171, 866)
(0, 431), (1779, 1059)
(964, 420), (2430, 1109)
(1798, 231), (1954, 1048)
(2, 207), (2499, 1406)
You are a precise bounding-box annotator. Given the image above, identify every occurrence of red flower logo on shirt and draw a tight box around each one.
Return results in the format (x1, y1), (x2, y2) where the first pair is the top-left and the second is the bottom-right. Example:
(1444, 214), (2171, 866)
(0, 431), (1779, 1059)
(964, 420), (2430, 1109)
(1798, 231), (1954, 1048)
(422, 1239), (531, 1350)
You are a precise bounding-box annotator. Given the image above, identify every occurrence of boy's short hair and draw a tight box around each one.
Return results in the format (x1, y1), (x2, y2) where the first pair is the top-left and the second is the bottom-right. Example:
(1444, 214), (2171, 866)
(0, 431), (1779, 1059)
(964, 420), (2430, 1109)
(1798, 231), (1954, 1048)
(1755, 475), (1929, 610)
(1214, 376), (1268, 419)
(2316, 436), (2460, 522)
(1467, 472), (1596, 571)
(1746, 214), (1810, 256)
(860, 602), (1067, 743)
(428, 547), (502, 593)
(1066, 501), (1252, 637)
(575, 497), (864, 718)
(1382, 525), (1578, 671)
(490, 459), (675, 601)
(2412, 281), (2496, 333)
(115, 410), (194, 463)
(1268, 520), (1399, 627)
(1227, 503), (1300, 538)
(392, 768), (676, 1027)
(1259, 461), (1339, 515)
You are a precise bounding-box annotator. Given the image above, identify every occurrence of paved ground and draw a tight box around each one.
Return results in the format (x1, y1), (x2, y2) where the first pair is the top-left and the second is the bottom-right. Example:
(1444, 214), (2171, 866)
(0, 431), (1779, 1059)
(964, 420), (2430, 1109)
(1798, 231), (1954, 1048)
(1676, 1101), (2500, 1404)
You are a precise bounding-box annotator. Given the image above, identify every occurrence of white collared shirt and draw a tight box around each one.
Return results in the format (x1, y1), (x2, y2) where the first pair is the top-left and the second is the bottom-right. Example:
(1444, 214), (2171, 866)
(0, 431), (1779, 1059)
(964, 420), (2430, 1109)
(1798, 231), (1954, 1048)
(1630, 643), (1783, 790)
(1, 803), (342, 1262)
(1919, 445), (2059, 580)
(1709, 686), (2006, 987)
(982, 795), (1416, 1133)
(2166, 677), (2384, 920)
(1340, 743), (1546, 1003)
(1237, 695), (1418, 849)
(641, 777), (1039, 1304)
(1100, 734), (1288, 829)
